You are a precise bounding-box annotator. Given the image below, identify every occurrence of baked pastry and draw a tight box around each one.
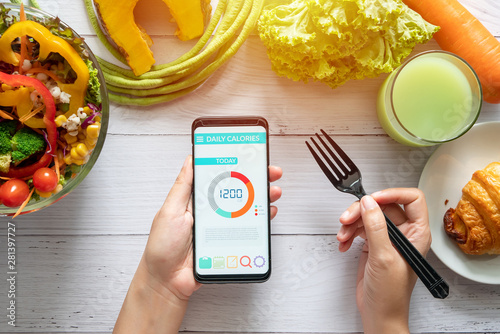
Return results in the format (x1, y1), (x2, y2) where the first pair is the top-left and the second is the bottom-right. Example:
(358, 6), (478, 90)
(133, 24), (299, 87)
(444, 162), (500, 255)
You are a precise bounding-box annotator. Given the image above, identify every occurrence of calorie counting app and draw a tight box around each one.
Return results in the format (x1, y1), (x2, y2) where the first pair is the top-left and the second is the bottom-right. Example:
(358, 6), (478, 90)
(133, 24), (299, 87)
(193, 125), (269, 277)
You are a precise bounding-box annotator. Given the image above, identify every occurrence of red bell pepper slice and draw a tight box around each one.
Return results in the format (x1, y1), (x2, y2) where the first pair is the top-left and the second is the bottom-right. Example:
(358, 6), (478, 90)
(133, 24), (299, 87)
(0, 72), (57, 178)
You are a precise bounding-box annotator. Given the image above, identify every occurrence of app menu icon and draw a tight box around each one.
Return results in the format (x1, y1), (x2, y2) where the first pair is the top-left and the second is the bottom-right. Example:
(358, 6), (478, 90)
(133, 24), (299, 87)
(199, 256), (212, 269)
(213, 256), (225, 269)
(227, 256), (238, 268)
(199, 255), (266, 270)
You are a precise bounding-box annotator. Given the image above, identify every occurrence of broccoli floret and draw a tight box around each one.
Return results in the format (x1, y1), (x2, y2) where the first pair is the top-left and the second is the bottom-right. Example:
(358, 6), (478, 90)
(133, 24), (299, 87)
(11, 127), (46, 165)
(0, 120), (17, 154)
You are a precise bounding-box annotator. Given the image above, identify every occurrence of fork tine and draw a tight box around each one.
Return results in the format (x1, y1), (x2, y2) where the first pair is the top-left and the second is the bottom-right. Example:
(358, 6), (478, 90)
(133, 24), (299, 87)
(315, 132), (350, 176)
(309, 137), (343, 181)
(320, 129), (355, 170)
(305, 140), (340, 184)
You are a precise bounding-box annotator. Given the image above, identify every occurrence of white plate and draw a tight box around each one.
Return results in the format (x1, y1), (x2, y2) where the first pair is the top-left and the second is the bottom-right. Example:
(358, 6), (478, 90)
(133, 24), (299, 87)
(418, 122), (500, 284)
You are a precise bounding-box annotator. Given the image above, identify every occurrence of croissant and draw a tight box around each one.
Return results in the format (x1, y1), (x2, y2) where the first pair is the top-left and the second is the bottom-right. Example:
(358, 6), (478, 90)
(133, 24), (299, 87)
(444, 161), (500, 255)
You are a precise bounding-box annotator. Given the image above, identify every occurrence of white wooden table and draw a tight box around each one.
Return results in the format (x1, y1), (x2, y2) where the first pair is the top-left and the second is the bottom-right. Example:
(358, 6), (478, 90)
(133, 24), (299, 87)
(1, 0), (500, 333)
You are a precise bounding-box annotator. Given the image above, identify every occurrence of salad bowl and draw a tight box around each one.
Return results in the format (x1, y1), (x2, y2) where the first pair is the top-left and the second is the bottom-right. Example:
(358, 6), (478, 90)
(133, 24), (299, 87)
(0, 4), (109, 216)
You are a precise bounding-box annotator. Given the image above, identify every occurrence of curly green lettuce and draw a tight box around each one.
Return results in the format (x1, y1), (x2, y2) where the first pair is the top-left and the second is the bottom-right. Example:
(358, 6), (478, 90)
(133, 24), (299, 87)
(85, 59), (102, 105)
(0, 4), (16, 35)
(257, 0), (439, 88)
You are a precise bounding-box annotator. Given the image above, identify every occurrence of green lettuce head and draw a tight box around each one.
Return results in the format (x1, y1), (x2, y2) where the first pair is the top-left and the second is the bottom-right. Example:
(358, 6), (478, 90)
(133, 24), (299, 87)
(258, 0), (439, 88)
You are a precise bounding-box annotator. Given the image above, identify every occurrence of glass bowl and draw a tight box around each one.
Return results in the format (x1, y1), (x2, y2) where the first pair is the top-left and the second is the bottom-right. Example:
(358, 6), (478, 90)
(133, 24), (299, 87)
(0, 4), (109, 216)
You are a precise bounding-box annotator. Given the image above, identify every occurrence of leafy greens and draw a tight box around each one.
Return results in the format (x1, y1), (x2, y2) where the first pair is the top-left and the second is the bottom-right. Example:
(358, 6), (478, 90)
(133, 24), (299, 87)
(258, 0), (439, 88)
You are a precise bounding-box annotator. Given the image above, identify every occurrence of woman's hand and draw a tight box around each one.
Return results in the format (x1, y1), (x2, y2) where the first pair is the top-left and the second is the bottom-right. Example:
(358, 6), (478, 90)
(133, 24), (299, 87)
(337, 188), (431, 334)
(114, 156), (283, 333)
(143, 156), (283, 300)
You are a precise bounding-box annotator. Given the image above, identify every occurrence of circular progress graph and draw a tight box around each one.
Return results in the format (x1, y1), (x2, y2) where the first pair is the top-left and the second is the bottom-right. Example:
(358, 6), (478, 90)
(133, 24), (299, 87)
(208, 171), (254, 218)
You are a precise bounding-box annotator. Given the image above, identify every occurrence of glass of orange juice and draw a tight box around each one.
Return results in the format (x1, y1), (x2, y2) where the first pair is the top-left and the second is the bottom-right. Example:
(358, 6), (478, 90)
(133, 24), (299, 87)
(377, 51), (482, 147)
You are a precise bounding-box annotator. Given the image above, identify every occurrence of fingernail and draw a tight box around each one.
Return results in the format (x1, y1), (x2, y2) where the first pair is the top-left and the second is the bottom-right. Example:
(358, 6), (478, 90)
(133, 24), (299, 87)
(361, 195), (378, 210)
(183, 155), (191, 168)
(339, 210), (350, 220)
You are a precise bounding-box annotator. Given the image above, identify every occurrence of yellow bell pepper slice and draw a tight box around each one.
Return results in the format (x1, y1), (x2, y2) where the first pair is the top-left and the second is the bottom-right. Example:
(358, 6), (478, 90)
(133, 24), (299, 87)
(0, 20), (89, 119)
(0, 87), (46, 128)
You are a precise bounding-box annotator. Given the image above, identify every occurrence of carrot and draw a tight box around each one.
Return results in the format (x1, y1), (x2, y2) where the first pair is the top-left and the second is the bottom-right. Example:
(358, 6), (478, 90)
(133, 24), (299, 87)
(54, 153), (60, 181)
(0, 109), (14, 120)
(18, 104), (45, 123)
(26, 68), (61, 82)
(403, 0), (500, 104)
(18, 4), (28, 75)
(19, 3), (26, 21)
(13, 188), (34, 219)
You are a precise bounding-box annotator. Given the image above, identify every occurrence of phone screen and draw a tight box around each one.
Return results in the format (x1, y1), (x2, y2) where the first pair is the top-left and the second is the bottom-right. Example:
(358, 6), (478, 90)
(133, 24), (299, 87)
(193, 122), (270, 281)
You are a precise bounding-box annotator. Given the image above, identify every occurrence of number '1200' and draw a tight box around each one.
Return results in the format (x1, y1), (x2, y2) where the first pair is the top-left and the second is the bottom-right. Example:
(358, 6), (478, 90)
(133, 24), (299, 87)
(220, 188), (243, 199)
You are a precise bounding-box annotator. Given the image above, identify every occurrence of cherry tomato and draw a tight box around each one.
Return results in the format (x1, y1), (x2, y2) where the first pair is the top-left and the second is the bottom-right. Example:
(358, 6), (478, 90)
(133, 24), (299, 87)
(0, 179), (30, 208)
(32, 168), (58, 193)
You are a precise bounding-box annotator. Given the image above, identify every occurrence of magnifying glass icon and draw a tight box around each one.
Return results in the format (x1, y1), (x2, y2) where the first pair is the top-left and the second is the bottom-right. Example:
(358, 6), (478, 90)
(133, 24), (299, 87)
(240, 256), (252, 268)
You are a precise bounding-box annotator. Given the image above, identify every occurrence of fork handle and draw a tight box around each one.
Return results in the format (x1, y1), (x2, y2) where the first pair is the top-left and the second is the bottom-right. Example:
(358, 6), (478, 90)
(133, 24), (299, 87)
(383, 213), (449, 299)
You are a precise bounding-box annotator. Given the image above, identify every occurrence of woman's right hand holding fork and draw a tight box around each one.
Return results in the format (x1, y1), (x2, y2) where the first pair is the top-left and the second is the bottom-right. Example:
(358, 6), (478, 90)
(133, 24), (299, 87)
(337, 188), (431, 334)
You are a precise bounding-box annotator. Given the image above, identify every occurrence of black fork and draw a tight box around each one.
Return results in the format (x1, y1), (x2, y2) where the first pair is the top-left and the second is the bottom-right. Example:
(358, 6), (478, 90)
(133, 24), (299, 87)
(306, 129), (449, 299)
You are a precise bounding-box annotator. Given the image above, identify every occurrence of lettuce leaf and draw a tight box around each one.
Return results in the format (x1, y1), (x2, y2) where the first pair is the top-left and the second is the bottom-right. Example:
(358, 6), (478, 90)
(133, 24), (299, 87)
(85, 59), (102, 106)
(0, 4), (17, 35)
(258, 0), (439, 88)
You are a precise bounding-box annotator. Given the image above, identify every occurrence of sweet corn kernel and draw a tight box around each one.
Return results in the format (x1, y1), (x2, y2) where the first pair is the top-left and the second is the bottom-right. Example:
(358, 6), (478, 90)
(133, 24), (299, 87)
(36, 189), (52, 198)
(63, 154), (73, 165)
(70, 147), (80, 159)
(83, 106), (91, 114)
(84, 144), (95, 151)
(85, 138), (97, 149)
(77, 132), (86, 141)
(64, 132), (77, 144)
(75, 143), (89, 157)
(86, 124), (100, 139)
(1, 84), (12, 90)
(72, 157), (85, 165)
(55, 115), (67, 127)
(94, 116), (101, 122)
(54, 184), (63, 194)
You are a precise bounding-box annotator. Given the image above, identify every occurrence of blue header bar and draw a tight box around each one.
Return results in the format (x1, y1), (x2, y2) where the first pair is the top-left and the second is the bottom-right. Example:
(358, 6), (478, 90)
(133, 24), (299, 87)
(194, 132), (266, 145)
(195, 157), (238, 165)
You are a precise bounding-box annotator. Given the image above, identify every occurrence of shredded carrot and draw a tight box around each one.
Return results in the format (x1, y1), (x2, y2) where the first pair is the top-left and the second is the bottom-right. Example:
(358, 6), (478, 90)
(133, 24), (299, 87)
(0, 110), (14, 120)
(25, 68), (61, 82)
(18, 4), (28, 75)
(32, 62), (50, 69)
(57, 139), (66, 148)
(19, 104), (45, 123)
(0, 176), (12, 181)
(54, 154), (60, 180)
(13, 188), (35, 219)
(20, 3), (26, 21)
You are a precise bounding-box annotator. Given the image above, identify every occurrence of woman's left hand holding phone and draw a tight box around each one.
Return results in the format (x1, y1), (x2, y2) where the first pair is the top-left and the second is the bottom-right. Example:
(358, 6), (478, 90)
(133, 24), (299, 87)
(113, 155), (283, 334)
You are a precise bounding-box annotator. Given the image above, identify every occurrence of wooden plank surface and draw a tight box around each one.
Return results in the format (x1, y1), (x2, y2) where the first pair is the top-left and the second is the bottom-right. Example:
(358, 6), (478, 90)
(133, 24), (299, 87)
(1, 0), (500, 333)
(8, 134), (436, 235)
(1, 235), (500, 333)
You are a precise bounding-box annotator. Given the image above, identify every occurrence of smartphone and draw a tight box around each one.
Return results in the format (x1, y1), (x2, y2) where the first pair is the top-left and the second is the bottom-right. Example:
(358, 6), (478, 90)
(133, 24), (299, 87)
(192, 116), (271, 283)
